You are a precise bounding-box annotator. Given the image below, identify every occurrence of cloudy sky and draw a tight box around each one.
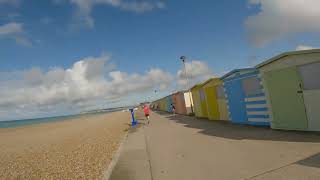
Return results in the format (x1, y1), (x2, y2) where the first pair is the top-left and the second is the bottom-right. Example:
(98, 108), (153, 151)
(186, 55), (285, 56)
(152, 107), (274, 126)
(1, 0), (320, 120)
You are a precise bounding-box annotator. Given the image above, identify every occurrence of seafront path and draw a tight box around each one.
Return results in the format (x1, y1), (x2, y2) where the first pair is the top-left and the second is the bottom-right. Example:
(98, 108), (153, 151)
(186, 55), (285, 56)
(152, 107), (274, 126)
(109, 111), (320, 180)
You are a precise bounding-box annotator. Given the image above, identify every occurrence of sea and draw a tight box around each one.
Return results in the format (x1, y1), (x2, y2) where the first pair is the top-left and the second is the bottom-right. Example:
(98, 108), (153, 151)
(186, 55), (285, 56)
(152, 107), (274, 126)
(0, 107), (130, 129)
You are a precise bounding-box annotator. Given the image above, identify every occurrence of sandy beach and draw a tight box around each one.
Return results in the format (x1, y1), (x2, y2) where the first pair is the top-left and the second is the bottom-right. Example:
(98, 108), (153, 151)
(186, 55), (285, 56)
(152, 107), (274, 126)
(0, 111), (130, 179)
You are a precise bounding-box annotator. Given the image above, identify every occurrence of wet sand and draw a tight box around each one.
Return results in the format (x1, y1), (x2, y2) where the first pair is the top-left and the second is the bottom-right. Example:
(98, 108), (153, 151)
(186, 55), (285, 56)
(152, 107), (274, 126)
(0, 111), (130, 179)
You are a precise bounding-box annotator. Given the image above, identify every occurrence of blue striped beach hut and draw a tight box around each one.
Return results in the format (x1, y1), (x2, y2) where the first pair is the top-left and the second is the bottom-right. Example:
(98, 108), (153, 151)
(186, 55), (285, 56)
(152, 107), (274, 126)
(221, 68), (270, 126)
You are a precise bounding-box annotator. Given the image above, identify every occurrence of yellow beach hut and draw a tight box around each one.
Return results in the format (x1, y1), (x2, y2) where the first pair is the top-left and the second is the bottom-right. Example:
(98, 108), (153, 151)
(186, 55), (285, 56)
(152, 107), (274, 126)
(202, 78), (229, 121)
(191, 82), (208, 118)
(159, 98), (166, 111)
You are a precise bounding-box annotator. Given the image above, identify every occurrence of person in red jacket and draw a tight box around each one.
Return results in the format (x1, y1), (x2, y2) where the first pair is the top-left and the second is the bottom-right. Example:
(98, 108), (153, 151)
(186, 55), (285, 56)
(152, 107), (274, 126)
(143, 105), (150, 124)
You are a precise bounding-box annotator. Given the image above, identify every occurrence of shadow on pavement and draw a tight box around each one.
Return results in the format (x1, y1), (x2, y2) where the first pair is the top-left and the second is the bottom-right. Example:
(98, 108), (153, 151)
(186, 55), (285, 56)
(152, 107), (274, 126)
(154, 111), (320, 143)
(155, 111), (173, 116)
(297, 153), (320, 168)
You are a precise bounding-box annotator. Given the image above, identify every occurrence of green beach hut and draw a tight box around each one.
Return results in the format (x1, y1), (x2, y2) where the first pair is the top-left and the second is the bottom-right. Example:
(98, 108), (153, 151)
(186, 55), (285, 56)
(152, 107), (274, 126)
(256, 49), (320, 131)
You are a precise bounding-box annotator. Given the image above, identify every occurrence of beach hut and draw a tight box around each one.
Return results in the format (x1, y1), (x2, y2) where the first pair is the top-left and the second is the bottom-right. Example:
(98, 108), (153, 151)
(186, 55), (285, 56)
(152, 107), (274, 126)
(172, 91), (186, 115)
(172, 91), (194, 115)
(161, 98), (167, 112)
(221, 68), (270, 126)
(183, 91), (194, 115)
(191, 82), (208, 118)
(202, 78), (229, 120)
(202, 78), (220, 120)
(153, 100), (160, 110)
(157, 98), (165, 111)
(256, 49), (320, 131)
(165, 95), (173, 112)
(156, 100), (161, 110)
(216, 83), (229, 121)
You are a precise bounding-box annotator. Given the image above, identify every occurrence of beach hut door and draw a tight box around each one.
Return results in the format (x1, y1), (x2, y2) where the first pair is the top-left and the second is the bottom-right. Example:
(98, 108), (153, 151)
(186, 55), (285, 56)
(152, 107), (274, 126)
(298, 62), (320, 131)
(264, 67), (308, 130)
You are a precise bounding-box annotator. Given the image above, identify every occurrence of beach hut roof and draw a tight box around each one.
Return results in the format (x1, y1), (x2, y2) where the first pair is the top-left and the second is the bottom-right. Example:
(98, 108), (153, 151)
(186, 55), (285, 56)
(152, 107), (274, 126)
(256, 49), (320, 68)
(201, 77), (222, 87)
(220, 68), (256, 80)
(161, 94), (172, 99)
(201, 77), (218, 86)
(173, 90), (189, 94)
(190, 76), (218, 89)
(190, 84), (200, 90)
(180, 90), (189, 93)
(190, 81), (207, 90)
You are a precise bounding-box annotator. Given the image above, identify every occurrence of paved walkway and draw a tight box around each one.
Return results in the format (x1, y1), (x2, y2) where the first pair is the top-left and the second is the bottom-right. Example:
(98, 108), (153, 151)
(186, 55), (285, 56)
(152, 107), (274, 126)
(110, 111), (320, 180)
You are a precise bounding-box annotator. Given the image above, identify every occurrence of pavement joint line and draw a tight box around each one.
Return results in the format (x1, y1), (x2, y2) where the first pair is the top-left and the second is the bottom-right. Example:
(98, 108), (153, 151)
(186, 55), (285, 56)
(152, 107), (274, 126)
(244, 159), (302, 180)
(143, 125), (154, 180)
(245, 151), (320, 180)
(103, 131), (129, 180)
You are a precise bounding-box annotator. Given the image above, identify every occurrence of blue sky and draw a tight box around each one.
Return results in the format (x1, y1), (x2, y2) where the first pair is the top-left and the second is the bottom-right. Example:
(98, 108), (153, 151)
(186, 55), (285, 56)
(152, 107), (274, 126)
(0, 0), (320, 120)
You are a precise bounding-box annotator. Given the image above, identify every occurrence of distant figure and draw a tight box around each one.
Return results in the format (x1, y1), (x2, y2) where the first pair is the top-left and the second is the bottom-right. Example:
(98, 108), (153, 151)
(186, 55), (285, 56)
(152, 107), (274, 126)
(171, 104), (176, 114)
(143, 105), (150, 124)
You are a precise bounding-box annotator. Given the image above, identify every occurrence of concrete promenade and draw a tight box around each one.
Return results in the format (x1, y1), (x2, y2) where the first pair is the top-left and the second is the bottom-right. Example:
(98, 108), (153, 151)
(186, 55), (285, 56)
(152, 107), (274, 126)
(110, 111), (320, 180)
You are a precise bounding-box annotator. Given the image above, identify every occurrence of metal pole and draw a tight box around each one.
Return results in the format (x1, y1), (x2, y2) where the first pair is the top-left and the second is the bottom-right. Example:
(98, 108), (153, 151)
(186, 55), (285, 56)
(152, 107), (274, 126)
(153, 90), (157, 110)
(181, 56), (194, 114)
(130, 108), (137, 126)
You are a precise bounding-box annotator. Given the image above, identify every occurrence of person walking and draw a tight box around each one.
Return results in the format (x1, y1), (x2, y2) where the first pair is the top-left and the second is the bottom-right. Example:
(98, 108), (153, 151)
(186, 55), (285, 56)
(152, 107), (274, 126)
(143, 105), (150, 124)
(171, 104), (176, 114)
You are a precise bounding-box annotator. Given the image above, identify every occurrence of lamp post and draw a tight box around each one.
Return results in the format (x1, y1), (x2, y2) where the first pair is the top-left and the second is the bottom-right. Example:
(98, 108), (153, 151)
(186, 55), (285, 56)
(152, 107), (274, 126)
(153, 89), (157, 109)
(180, 56), (194, 114)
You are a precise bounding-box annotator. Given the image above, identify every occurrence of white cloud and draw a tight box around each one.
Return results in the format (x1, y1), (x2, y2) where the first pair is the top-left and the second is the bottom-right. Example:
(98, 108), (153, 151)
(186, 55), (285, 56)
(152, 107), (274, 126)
(0, 22), (32, 47)
(295, 45), (317, 51)
(0, 52), (213, 120)
(0, 53), (173, 120)
(69, 0), (165, 28)
(246, 0), (320, 47)
(0, 22), (22, 35)
(177, 60), (213, 88)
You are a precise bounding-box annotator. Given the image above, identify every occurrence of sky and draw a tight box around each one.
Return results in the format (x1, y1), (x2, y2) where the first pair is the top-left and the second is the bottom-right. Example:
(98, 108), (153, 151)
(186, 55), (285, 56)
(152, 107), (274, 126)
(1, 0), (320, 121)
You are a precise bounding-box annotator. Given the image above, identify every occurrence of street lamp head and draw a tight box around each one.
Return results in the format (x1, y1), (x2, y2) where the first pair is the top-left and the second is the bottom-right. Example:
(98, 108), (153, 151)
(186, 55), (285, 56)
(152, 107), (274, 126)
(180, 56), (186, 62)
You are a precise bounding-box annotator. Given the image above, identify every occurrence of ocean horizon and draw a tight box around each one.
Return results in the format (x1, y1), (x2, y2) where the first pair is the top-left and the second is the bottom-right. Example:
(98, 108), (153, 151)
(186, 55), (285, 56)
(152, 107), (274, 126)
(0, 107), (128, 129)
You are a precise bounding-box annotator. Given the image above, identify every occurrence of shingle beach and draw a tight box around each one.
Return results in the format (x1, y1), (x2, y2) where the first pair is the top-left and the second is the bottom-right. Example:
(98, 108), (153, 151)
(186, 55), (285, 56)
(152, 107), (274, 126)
(0, 111), (130, 179)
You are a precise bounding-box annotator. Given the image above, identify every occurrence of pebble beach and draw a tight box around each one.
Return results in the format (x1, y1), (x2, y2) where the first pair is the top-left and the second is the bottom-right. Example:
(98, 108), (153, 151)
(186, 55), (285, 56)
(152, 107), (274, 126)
(0, 111), (130, 179)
